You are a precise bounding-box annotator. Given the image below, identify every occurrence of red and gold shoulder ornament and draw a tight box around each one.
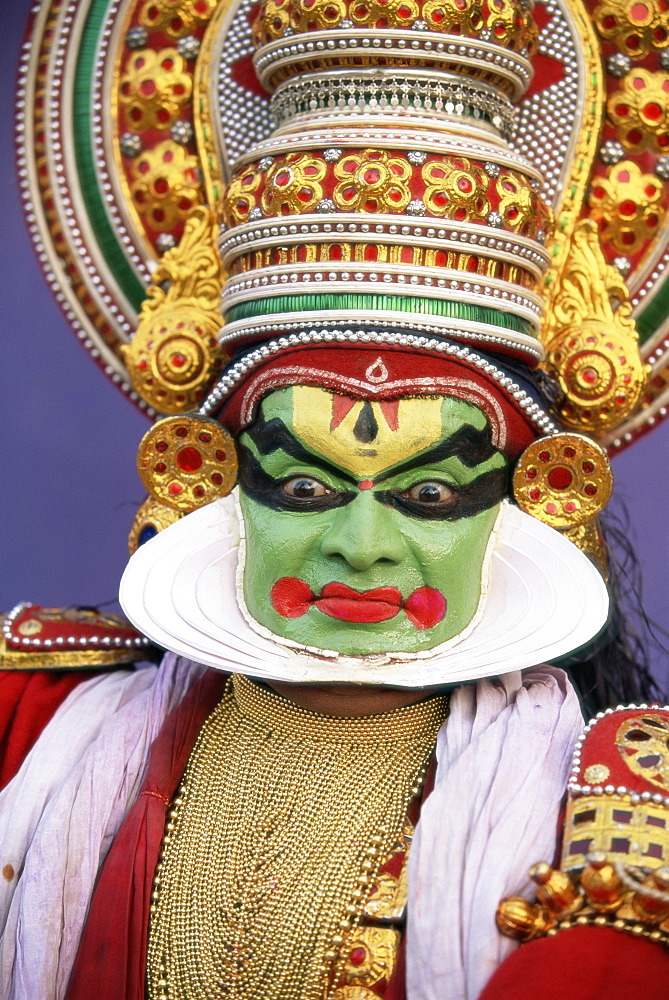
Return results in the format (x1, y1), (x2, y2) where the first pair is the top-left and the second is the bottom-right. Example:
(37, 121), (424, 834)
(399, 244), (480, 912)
(498, 703), (669, 949)
(0, 602), (154, 671)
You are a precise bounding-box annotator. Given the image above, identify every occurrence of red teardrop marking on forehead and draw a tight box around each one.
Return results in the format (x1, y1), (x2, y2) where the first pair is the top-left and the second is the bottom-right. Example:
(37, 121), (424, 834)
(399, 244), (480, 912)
(330, 394), (357, 431)
(379, 400), (400, 431)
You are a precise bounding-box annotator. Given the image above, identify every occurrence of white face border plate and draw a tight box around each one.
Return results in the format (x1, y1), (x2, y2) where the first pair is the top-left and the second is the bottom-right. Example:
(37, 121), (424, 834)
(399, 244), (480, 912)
(120, 494), (608, 686)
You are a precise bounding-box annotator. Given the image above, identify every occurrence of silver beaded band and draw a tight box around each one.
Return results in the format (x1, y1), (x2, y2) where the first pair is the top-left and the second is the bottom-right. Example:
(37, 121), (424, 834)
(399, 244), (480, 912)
(254, 30), (532, 100)
(218, 213), (550, 277)
(270, 69), (516, 137)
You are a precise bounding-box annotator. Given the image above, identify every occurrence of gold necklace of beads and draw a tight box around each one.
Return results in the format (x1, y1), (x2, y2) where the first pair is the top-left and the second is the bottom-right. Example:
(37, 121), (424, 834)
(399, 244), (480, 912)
(147, 675), (448, 1000)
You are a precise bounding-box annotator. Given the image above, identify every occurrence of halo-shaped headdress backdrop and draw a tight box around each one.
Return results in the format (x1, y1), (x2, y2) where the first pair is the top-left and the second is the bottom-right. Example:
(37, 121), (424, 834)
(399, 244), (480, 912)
(17, 0), (669, 452)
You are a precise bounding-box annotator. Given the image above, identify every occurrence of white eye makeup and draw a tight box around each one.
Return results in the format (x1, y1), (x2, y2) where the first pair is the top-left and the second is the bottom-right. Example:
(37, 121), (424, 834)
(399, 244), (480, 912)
(403, 481), (454, 504)
(281, 476), (334, 499)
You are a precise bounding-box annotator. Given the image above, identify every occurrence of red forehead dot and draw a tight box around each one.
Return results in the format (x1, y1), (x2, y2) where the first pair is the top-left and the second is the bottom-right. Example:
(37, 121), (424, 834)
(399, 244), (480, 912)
(358, 479), (375, 490)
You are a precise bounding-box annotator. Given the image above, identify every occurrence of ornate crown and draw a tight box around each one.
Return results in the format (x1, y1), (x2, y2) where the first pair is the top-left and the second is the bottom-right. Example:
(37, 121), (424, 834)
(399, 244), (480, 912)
(17, 0), (669, 556)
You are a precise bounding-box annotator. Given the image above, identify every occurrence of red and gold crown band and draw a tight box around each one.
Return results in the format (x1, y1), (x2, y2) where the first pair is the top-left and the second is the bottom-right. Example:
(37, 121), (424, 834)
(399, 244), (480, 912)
(209, 0), (554, 378)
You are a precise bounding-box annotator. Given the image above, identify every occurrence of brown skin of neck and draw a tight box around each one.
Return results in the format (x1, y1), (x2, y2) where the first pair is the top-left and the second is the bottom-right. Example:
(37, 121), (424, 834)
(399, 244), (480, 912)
(266, 680), (433, 717)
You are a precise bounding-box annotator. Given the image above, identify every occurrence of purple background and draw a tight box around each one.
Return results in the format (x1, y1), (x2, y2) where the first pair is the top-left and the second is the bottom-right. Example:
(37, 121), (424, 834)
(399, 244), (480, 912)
(1, 3), (667, 686)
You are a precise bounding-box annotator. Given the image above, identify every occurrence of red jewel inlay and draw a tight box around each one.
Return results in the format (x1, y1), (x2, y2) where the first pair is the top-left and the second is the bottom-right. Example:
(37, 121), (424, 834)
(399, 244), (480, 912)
(168, 482), (183, 496)
(215, 449), (227, 462)
(175, 426), (188, 438)
(155, 440), (168, 453)
(583, 483), (598, 497)
(539, 450), (551, 463)
(528, 487), (541, 501)
(176, 447), (203, 473)
(348, 947), (367, 967)
(547, 466), (573, 491)
(582, 461), (595, 474)
(545, 501), (558, 515)
(198, 432), (212, 443)
(211, 472), (223, 486)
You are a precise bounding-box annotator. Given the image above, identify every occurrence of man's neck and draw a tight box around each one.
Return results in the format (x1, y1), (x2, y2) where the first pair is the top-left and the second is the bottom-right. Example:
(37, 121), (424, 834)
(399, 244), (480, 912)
(265, 680), (434, 717)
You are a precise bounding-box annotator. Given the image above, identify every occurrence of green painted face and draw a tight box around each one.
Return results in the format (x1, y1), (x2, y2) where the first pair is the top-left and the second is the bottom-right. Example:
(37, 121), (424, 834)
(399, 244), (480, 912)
(237, 387), (509, 656)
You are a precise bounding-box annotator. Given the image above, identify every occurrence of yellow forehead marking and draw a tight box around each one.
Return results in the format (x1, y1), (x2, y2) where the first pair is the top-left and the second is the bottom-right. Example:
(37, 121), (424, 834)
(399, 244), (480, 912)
(292, 386), (444, 478)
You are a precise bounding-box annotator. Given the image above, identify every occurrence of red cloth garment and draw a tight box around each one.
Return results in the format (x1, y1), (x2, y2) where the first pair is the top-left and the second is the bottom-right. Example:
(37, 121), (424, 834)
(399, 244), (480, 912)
(478, 924), (669, 1000)
(0, 671), (97, 790)
(64, 669), (228, 1000)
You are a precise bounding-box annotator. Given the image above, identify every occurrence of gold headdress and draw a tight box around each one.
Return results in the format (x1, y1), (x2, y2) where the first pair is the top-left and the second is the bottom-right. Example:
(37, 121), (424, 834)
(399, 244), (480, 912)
(17, 0), (668, 559)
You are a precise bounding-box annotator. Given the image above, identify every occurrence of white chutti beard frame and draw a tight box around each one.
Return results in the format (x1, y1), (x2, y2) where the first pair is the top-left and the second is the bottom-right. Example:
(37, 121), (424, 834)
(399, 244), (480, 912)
(120, 494), (609, 687)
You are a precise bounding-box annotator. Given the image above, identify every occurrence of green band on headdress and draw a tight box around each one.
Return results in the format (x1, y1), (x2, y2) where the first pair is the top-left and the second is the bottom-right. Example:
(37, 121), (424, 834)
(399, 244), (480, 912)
(226, 295), (534, 336)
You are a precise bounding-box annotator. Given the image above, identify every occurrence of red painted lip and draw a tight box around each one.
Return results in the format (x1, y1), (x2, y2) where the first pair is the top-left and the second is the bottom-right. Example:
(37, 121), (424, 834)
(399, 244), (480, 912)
(270, 578), (446, 629)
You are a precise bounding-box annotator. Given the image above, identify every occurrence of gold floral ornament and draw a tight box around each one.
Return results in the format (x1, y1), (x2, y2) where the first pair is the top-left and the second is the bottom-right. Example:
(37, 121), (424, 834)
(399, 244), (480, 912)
(331, 989), (380, 999)
(422, 0), (483, 35)
(140, 0), (217, 38)
(252, 0), (290, 43)
(485, 0), (538, 55)
(137, 415), (238, 512)
(131, 141), (202, 232)
(334, 151), (412, 213)
(607, 70), (669, 154)
(542, 220), (647, 435)
(123, 207), (226, 413)
(222, 164), (263, 226)
(119, 49), (192, 132)
(561, 520), (609, 579)
(128, 497), (184, 554)
(422, 157), (489, 220)
(513, 433), (614, 530)
(291, 0), (348, 31)
(261, 153), (327, 215)
(496, 173), (544, 235)
(589, 160), (664, 254)
(593, 0), (669, 58)
(616, 714), (669, 792)
(336, 928), (400, 989)
(349, 0), (419, 29)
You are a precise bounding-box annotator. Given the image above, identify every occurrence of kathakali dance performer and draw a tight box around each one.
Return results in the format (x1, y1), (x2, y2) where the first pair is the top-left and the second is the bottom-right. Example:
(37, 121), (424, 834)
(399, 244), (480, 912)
(2, 0), (669, 996)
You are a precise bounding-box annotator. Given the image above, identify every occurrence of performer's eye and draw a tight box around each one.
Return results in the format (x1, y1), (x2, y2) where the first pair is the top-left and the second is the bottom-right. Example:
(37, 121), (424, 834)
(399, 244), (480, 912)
(403, 481), (454, 504)
(281, 476), (332, 499)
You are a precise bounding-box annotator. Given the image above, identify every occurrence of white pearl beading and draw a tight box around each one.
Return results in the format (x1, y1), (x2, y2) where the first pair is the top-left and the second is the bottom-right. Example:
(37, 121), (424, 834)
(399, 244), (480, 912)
(2, 601), (150, 651)
(567, 702), (669, 807)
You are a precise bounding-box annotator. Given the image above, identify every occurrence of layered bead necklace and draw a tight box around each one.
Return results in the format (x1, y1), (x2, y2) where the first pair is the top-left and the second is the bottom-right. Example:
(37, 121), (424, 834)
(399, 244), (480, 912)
(147, 674), (448, 1000)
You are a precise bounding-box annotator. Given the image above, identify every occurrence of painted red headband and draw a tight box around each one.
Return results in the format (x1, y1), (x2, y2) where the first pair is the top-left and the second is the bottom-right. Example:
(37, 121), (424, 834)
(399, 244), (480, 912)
(216, 345), (544, 460)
